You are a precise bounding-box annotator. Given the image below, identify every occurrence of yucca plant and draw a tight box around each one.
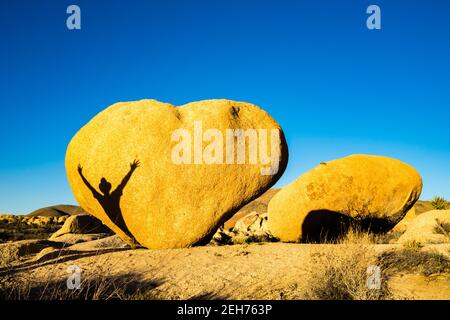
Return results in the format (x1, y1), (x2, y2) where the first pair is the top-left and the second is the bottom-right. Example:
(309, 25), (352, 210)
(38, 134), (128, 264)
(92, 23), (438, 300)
(434, 219), (450, 240)
(431, 196), (447, 210)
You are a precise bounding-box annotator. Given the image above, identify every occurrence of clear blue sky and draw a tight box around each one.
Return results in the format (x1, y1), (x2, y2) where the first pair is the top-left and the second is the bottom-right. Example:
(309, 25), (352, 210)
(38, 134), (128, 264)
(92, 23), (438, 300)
(1, 0), (449, 214)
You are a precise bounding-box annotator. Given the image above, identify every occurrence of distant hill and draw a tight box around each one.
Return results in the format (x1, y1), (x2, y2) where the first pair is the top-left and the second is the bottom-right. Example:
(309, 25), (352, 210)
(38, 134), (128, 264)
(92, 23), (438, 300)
(414, 199), (449, 214)
(27, 205), (88, 217)
(414, 200), (435, 215)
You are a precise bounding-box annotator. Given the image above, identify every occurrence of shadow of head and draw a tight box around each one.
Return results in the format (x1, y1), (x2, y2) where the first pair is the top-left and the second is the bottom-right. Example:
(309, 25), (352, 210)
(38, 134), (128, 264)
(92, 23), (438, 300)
(99, 178), (112, 196)
(301, 209), (394, 243)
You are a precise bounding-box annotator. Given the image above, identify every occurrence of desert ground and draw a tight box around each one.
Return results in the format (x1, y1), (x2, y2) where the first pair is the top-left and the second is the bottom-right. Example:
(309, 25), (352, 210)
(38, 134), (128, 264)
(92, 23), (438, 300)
(1, 189), (449, 300)
(1, 241), (450, 300)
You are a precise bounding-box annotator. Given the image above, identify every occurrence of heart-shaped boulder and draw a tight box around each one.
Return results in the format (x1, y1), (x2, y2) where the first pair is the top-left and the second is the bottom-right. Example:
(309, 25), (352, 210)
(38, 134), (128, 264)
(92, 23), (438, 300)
(66, 99), (288, 249)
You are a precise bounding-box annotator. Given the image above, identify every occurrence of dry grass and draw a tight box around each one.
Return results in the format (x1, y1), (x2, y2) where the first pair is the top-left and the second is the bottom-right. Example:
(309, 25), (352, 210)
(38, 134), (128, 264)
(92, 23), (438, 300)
(0, 270), (157, 300)
(401, 239), (423, 250)
(379, 248), (450, 277)
(302, 229), (392, 300)
(0, 249), (160, 300)
(434, 219), (450, 240)
(302, 226), (450, 300)
(370, 231), (403, 244)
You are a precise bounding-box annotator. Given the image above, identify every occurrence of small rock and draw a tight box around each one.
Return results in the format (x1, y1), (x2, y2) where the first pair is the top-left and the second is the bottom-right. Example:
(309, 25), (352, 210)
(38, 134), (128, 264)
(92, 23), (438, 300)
(0, 239), (63, 266)
(50, 214), (112, 239)
(210, 212), (276, 245)
(68, 235), (130, 251)
(50, 233), (111, 245)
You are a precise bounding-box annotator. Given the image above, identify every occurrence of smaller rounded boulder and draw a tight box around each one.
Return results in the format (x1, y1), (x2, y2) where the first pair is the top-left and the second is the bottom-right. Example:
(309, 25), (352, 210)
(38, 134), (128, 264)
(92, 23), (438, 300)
(268, 154), (423, 242)
(50, 215), (112, 240)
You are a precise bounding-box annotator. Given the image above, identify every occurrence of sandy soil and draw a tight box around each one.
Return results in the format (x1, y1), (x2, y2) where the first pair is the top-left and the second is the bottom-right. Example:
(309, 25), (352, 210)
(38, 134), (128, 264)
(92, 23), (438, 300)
(2, 242), (449, 300)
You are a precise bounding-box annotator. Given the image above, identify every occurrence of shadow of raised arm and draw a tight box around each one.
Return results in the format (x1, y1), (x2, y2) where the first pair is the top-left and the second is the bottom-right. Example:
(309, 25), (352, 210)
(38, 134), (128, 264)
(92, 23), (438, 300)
(114, 159), (140, 194)
(77, 164), (102, 199)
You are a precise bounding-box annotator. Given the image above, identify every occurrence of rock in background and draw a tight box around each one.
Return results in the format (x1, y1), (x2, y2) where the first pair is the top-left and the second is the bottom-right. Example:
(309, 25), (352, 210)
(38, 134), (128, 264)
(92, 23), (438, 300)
(210, 211), (277, 245)
(268, 155), (423, 243)
(398, 210), (450, 245)
(49, 214), (112, 240)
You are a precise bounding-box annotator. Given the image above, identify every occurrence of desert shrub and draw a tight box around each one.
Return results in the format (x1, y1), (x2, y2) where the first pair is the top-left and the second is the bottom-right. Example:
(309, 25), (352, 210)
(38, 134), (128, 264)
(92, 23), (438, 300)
(302, 230), (392, 300)
(371, 231), (403, 244)
(0, 231), (8, 242)
(401, 239), (423, 250)
(306, 216), (401, 245)
(434, 219), (450, 240)
(379, 248), (450, 277)
(431, 196), (447, 210)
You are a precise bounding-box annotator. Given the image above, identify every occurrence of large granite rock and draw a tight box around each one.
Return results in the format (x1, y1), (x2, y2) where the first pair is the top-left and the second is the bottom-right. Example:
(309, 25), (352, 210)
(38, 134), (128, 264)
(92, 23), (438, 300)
(268, 155), (422, 242)
(66, 99), (288, 248)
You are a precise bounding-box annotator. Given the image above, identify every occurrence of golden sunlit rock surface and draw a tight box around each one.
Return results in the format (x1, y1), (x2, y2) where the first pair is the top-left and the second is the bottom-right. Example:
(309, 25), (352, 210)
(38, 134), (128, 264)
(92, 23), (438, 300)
(66, 99), (288, 249)
(392, 207), (416, 233)
(268, 155), (422, 242)
(398, 210), (450, 245)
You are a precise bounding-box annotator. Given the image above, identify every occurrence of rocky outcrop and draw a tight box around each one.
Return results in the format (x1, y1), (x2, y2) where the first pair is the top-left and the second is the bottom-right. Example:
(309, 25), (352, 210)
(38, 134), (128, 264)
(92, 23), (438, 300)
(210, 212), (276, 245)
(268, 155), (422, 242)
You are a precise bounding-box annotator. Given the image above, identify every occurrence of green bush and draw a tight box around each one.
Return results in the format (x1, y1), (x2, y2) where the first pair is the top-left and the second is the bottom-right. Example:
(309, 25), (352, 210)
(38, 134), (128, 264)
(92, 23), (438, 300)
(431, 196), (447, 210)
